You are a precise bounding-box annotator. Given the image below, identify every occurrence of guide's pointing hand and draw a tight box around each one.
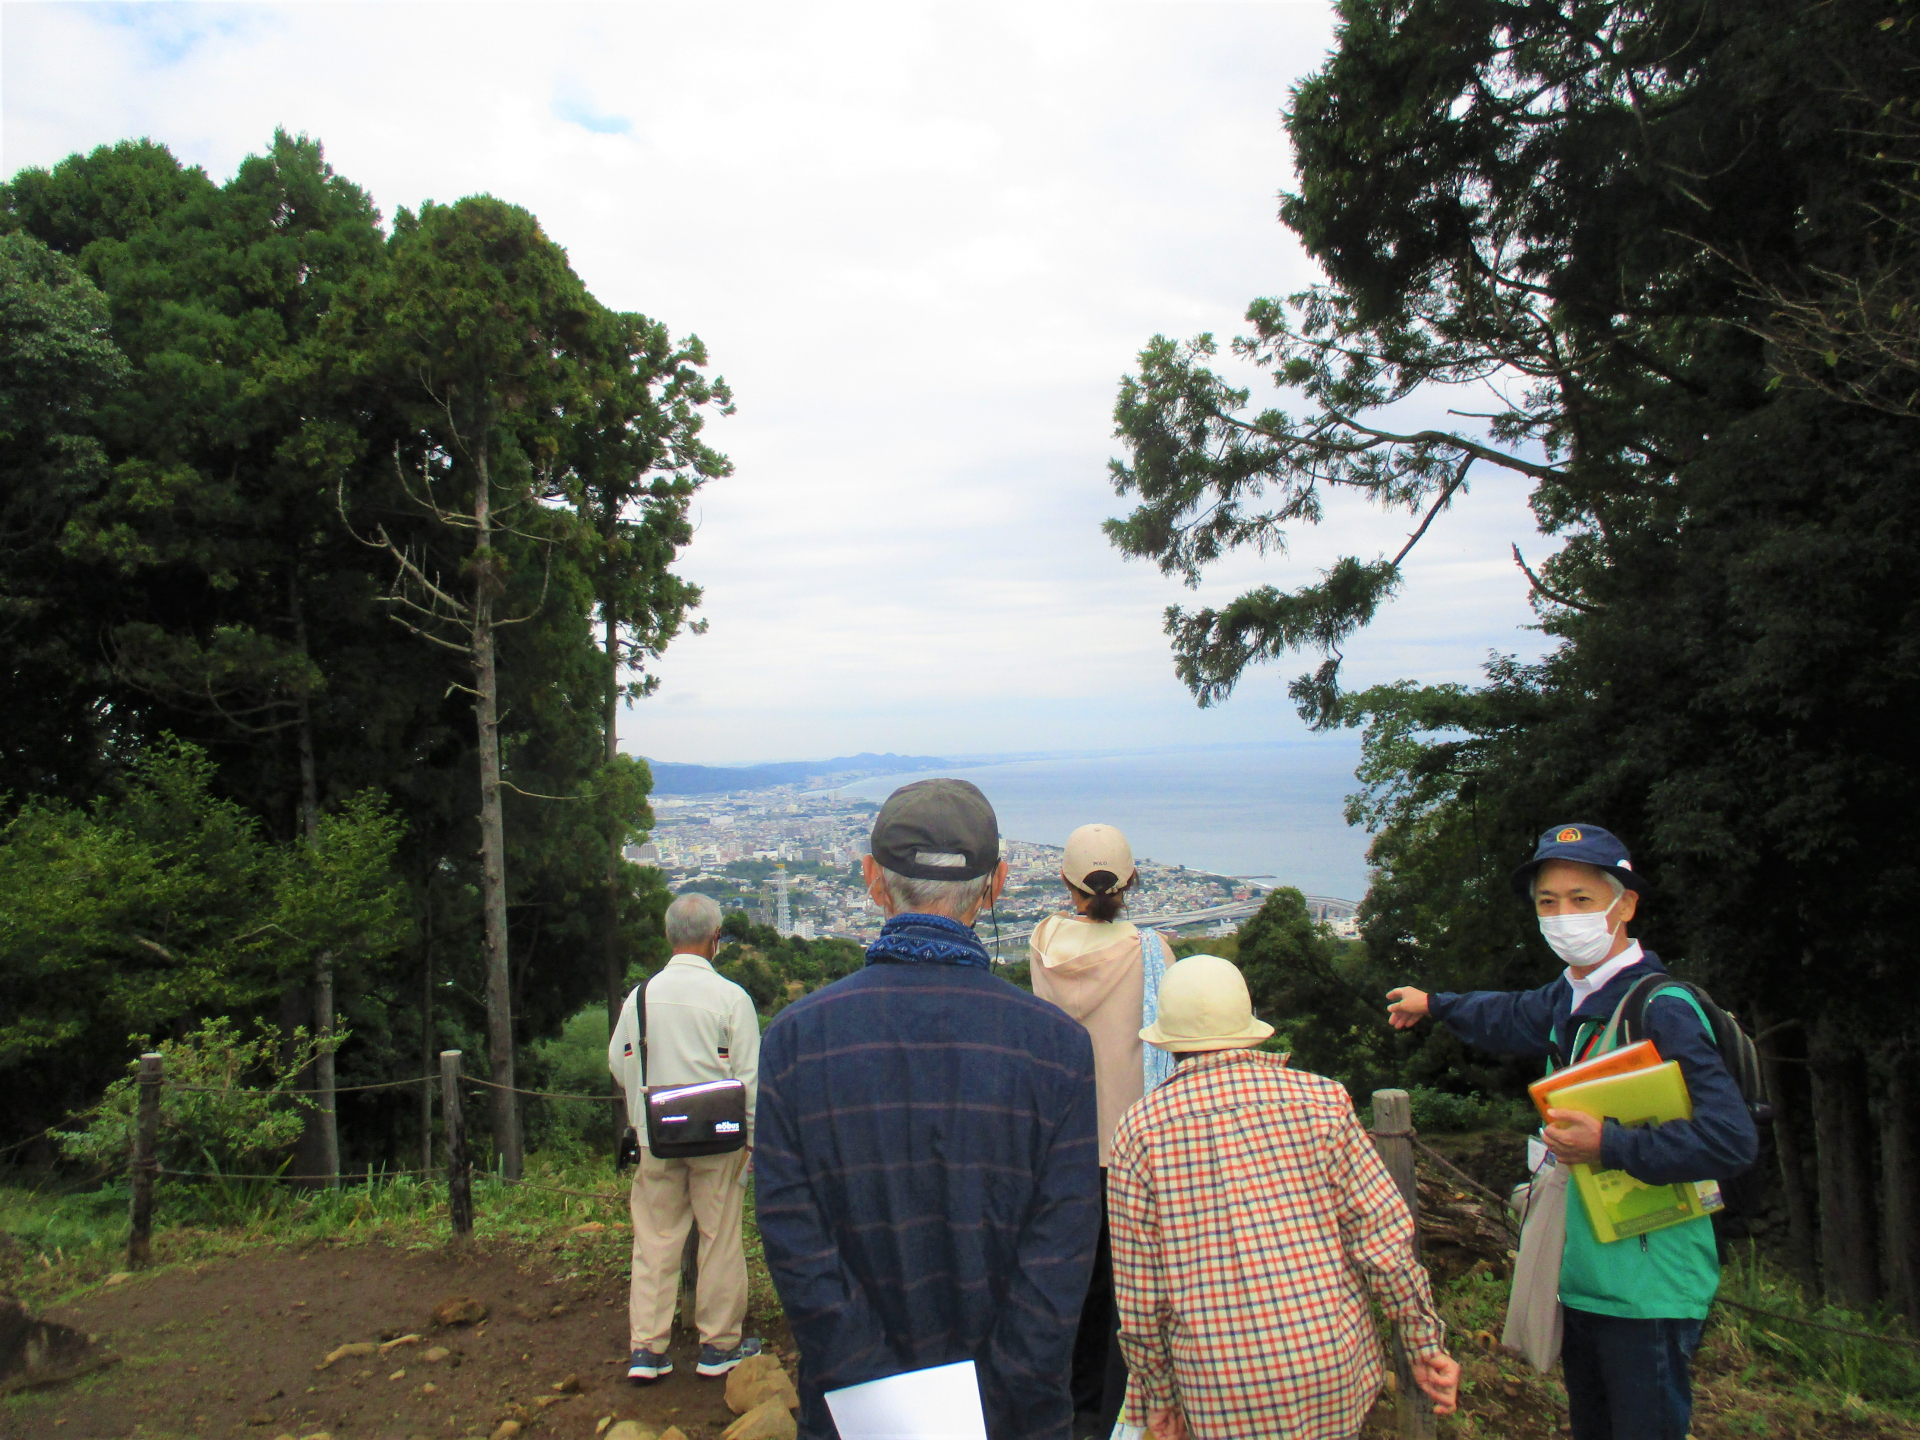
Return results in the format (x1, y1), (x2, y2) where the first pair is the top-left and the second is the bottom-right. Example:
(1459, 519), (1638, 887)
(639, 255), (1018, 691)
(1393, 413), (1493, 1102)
(1385, 987), (1429, 1030)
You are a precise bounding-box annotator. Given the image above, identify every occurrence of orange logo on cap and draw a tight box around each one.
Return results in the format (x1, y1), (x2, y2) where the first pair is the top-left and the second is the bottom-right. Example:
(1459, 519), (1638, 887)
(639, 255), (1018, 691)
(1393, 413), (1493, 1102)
(1556, 827), (1583, 843)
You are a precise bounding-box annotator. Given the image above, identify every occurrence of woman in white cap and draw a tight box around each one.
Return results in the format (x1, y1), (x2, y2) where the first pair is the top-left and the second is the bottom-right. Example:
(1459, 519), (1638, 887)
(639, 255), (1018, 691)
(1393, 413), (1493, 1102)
(1108, 953), (1459, 1440)
(1029, 823), (1173, 1439)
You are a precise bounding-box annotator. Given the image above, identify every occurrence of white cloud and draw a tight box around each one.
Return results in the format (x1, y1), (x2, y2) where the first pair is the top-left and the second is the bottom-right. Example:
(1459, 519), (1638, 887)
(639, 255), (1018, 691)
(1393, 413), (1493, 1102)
(2, 0), (1558, 764)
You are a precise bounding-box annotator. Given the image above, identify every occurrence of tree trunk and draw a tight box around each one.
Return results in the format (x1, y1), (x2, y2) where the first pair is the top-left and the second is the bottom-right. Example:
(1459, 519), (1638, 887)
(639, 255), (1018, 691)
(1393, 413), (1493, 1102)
(1810, 1015), (1880, 1312)
(280, 977), (326, 1185)
(604, 610), (627, 1154)
(293, 584), (340, 1189)
(1881, 1044), (1919, 1323)
(472, 438), (522, 1180)
(1755, 1003), (1818, 1293)
(419, 893), (436, 1178)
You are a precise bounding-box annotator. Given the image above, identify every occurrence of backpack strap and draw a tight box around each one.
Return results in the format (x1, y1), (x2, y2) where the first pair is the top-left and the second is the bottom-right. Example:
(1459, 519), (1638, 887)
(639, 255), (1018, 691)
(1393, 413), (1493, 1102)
(1588, 972), (1718, 1062)
(1616, 977), (1715, 1049)
(1596, 973), (1668, 1053)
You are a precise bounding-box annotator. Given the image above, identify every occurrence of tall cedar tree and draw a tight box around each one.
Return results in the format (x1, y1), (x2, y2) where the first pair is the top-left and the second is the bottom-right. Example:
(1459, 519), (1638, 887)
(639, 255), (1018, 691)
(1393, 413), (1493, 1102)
(1104, 0), (1920, 1313)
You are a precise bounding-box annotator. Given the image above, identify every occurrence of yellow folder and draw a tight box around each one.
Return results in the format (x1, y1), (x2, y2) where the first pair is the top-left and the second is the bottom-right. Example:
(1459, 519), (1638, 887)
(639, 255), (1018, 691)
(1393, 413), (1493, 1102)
(1539, 1060), (1725, 1243)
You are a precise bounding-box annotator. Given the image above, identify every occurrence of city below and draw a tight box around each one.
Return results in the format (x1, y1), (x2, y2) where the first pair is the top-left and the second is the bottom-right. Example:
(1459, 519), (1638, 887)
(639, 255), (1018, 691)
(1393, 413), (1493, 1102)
(627, 782), (1360, 954)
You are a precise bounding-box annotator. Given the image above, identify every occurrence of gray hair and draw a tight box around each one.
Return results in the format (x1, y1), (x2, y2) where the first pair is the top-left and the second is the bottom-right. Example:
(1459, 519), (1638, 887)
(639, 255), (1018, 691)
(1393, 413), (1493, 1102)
(665, 892), (724, 948)
(1531, 866), (1626, 901)
(875, 866), (996, 921)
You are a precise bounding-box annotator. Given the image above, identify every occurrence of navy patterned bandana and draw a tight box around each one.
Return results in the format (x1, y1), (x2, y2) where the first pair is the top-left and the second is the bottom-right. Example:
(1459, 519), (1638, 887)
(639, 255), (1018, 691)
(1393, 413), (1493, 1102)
(865, 912), (992, 970)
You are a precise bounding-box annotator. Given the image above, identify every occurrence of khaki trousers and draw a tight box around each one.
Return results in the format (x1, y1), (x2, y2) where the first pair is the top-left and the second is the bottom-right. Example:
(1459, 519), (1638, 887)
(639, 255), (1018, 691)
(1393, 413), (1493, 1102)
(628, 1146), (748, 1352)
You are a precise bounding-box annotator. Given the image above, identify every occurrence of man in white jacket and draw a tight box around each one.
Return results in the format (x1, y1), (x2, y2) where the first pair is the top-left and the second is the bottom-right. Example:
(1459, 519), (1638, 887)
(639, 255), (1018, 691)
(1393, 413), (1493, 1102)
(608, 892), (763, 1383)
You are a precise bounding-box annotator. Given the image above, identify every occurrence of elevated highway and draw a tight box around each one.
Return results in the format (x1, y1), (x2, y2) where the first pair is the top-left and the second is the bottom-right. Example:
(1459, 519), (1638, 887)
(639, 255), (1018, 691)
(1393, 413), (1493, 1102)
(982, 891), (1359, 953)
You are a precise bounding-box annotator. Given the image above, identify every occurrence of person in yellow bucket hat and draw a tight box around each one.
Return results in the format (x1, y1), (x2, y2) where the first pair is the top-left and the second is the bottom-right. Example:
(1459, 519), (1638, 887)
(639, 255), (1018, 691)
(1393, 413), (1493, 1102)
(1107, 954), (1459, 1440)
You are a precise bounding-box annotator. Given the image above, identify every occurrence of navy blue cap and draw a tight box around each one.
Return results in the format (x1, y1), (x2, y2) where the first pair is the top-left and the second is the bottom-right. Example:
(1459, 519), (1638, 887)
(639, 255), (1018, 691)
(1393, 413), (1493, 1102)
(1510, 823), (1650, 898)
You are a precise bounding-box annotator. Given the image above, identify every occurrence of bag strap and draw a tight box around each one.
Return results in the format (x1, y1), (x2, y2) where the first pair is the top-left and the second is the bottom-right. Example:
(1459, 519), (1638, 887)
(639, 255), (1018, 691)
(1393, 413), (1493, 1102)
(1599, 974), (1715, 1052)
(1596, 974), (1663, 1054)
(638, 976), (649, 1089)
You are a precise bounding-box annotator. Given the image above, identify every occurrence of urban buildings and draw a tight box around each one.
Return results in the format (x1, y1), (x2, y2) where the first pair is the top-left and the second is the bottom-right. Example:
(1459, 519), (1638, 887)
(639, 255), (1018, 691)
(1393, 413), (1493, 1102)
(626, 782), (1355, 947)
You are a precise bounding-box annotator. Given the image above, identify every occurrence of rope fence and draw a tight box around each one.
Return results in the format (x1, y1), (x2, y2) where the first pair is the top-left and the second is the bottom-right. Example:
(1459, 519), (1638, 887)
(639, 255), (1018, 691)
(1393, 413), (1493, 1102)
(1713, 1296), (1920, 1350)
(55, 1063), (1920, 1363)
(1409, 1132), (1523, 1235)
(0, 1099), (112, 1160)
(166, 1074), (440, 1096)
(462, 1074), (620, 1104)
(119, 1048), (621, 1260)
(156, 1165), (442, 1182)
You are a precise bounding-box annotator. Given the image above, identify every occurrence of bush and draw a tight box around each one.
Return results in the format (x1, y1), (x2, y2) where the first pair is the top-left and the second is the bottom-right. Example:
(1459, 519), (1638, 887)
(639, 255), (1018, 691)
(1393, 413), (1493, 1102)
(1406, 1084), (1534, 1134)
(56, 1015), (337, 1177)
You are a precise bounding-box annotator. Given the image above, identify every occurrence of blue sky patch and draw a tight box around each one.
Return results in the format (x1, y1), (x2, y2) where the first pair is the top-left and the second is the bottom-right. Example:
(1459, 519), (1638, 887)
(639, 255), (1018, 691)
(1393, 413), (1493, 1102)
(552, 93), (632, 136)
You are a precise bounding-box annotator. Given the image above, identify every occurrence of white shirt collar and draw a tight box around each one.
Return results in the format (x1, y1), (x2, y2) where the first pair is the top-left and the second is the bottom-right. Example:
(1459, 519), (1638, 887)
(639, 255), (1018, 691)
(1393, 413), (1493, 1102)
(1564, 940), (1643, 1012)
(667, 951), (716, 971)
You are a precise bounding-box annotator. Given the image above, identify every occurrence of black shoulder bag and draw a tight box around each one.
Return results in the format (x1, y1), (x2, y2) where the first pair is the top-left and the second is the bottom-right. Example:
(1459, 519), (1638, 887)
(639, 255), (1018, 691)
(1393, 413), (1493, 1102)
(631, 976), (747, 1160)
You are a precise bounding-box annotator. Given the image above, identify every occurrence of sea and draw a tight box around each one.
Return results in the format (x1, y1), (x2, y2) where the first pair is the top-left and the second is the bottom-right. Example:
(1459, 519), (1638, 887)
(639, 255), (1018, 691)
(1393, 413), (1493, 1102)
(833, 741), (1374, 902)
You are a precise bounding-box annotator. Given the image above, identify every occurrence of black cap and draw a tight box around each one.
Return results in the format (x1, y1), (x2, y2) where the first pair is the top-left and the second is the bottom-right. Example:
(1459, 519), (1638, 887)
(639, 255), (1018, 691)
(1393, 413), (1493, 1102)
(1510, 823), (1651, 898)
(870, 779), (1000, 881)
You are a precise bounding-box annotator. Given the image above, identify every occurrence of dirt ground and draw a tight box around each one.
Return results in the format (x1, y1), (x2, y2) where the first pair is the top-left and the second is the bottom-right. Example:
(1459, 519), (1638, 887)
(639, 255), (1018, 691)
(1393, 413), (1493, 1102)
(5, 1230), (1917, 1440)
(2, 1240), (792, 1440)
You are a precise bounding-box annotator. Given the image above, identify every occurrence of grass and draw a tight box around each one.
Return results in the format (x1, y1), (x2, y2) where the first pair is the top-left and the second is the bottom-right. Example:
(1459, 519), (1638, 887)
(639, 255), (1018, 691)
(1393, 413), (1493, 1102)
(1711, 1242), (1920, 1414)
(1410, 1250), (1920, 1436)
(0, 1151), (637, 1310)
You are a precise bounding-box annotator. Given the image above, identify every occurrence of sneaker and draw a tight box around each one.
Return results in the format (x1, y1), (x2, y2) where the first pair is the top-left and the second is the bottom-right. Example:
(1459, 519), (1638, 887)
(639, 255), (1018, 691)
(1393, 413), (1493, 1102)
(696, 1337), (762, 1377)
(627, 1348), (672, 1382)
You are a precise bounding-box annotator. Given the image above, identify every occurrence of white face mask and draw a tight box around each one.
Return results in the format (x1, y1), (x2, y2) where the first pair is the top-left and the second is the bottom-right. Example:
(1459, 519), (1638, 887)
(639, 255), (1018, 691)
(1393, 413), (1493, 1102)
(1539, 901), (1618, 969)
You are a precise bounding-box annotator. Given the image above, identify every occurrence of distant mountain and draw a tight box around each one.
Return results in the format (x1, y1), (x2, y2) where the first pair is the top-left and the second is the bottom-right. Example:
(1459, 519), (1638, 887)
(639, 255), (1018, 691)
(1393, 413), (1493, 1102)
(643, 752), (948, 795)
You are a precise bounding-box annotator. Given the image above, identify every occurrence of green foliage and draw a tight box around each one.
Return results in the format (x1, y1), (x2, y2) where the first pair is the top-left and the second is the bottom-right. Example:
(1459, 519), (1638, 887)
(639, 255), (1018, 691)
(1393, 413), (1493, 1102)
(1717, 1244), (1920, 1407)
(1170, 935), (1239, 962)
(56, 1016), (336, 1177)
(1235, 888), (1399, 1094)
(0, 740), (406, 1083)
(1105, 0), (1914, 721)
(0, 231), (129, 796)
(0, 131), (728, 1169)
(521, 1006), (621, 1157)
(1404, 1086), (1533, 1136)
(712, 914), (865, 1013)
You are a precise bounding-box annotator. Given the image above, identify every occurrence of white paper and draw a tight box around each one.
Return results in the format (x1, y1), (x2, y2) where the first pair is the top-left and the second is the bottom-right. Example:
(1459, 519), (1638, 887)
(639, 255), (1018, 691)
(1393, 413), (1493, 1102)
(823, 1360), (989, 1440)
(1526, 1135), (1549, 1174)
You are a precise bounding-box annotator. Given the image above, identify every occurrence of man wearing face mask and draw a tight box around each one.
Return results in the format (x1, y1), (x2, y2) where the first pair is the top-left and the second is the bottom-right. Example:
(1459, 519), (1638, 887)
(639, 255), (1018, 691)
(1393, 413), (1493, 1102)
(1384, 824), (1756, 1440)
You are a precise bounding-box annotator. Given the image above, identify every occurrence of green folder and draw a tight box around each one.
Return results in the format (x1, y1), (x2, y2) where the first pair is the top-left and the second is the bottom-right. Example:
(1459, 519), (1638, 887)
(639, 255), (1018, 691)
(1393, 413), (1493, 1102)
(1540, 1060), (1725, 1243)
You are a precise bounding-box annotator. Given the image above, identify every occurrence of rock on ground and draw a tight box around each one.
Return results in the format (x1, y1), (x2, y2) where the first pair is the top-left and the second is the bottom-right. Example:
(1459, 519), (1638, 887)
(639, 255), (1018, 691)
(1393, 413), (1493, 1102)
(724, 1353), (800, 1414)
(432, 1295), (488, 1326)
(0, 1296), (116, 1396)
(723, 1397), (799, 1440)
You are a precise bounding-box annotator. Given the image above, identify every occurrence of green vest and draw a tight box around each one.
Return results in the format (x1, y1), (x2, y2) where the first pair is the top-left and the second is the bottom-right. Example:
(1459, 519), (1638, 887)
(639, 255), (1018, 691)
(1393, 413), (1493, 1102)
(1550, 989), (1721, 1320)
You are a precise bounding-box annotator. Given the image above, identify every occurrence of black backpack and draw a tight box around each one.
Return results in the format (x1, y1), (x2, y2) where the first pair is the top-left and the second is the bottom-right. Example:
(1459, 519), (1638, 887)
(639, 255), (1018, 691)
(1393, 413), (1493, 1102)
(1604, 974), (1776, 1245)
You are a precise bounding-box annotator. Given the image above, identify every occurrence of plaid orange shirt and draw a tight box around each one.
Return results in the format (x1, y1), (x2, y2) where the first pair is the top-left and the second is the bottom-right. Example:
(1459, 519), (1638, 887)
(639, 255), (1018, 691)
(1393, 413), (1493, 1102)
(1108, 1049), (1445, 1439)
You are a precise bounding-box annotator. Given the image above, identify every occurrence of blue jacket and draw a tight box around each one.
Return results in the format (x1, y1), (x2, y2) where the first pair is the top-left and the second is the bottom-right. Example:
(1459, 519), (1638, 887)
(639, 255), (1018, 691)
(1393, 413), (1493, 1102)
(755, 913), (1101, 1440)
(1429, 949), (1757, 1185)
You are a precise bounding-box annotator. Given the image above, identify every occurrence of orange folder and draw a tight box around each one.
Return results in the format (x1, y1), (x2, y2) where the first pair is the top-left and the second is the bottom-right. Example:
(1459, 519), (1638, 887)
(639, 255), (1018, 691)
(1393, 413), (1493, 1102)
(1529, 1038), (1662, 1124)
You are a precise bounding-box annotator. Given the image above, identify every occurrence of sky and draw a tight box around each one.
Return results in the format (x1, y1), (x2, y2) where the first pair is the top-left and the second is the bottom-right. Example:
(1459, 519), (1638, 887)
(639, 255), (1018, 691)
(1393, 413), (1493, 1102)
(1, 1), (1558, 768)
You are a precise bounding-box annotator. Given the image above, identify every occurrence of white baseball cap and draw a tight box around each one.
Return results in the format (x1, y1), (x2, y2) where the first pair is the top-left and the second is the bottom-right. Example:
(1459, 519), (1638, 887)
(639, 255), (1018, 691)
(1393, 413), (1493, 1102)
(1062, 823), (1136, 895)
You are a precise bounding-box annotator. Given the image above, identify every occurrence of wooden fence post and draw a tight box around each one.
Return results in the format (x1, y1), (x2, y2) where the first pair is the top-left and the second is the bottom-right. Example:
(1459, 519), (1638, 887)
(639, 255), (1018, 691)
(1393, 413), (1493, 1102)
(441, 1050), (472, 1242)
(127, 1052), (163, 1268)
(1372, 1088), (1437, 1440)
